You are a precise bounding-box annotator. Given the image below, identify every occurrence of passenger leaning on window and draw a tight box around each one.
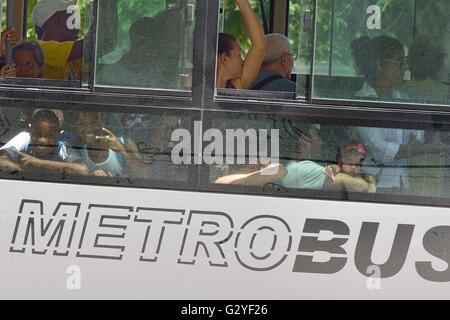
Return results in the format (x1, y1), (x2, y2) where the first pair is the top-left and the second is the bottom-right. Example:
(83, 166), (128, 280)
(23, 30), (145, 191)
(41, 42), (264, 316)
(278, 123), (328, 190)
(65, 112), (142, 178)
(32, 0), (85, 81)
(0, 109), (88, 175)
(216, 0), (266, 89)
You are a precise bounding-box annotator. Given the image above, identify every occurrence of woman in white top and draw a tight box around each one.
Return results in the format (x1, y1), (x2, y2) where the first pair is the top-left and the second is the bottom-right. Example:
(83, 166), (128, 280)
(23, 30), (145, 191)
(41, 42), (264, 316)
(351, 36), (424, 190)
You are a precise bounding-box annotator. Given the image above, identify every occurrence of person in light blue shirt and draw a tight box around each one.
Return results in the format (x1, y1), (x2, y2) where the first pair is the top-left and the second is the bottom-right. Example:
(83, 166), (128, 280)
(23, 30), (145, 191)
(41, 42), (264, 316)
(279, 122), (326, 190)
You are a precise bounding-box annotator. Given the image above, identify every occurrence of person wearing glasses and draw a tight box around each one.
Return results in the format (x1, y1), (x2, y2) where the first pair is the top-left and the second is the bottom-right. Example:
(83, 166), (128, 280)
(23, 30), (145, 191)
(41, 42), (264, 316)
(216, 0), (266, 89)
(351, 36), (425, 191)
(12, 42), (45, 79)
(352, 35), (409, 100)
(251, 33), (304, 94)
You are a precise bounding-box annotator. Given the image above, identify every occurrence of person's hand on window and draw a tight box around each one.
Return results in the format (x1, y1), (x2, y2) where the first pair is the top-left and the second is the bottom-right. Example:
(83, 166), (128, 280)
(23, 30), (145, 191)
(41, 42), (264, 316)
(0, 28), (18, 56)
(0, 63), (16, 77)
(18, 152), (40, 170)
(95, 128), (126, 155)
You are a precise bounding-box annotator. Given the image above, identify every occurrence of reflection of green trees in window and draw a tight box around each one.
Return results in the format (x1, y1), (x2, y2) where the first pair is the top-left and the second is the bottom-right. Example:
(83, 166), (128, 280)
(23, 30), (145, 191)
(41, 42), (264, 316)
(223, 0), (450, 77)
(222, 0), (270, 53)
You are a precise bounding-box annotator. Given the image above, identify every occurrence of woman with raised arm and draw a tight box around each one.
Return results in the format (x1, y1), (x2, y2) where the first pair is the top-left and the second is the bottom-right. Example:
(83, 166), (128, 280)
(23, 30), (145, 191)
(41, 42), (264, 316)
(216, 0), (266, 89)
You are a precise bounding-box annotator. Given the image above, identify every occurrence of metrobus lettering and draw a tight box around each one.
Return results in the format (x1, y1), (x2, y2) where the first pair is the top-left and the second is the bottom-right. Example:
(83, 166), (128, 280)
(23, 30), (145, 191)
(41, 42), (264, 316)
(9, 199), (450, 282)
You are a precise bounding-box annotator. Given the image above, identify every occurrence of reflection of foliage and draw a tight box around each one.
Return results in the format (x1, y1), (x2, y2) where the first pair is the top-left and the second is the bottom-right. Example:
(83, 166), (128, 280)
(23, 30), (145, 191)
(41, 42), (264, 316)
(223, 0), (450, 76)
(222, 0), (269, 53)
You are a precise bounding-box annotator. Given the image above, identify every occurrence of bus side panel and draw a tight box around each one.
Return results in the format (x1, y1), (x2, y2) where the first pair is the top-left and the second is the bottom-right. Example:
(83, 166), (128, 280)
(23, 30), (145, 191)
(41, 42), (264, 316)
(1, 180), (449, 299)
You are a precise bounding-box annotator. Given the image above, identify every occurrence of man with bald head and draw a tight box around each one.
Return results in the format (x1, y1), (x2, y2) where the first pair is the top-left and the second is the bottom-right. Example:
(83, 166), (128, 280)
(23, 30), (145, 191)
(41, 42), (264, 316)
(251, 33), (304, 94)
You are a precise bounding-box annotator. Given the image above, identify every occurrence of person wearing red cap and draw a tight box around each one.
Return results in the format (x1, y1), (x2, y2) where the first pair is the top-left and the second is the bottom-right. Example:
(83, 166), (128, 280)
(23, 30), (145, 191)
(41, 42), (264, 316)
(31, 0), (84, 80)
(325, 143), (377, 193)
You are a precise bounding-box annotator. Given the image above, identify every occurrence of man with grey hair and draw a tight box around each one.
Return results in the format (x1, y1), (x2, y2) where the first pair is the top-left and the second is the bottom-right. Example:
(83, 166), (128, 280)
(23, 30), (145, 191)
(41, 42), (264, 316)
(251, 33), (304, 94)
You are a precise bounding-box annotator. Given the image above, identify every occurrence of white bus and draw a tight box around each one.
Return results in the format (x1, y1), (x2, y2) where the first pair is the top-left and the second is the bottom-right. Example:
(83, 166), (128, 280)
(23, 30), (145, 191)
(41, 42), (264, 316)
(0, 0), (449, 300)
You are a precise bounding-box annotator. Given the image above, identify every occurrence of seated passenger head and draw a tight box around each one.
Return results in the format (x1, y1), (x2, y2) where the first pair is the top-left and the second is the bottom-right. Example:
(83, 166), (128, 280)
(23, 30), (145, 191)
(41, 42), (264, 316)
(217, 33), (243, 81)
(337, 144), (367, 177)
(284, 122), (321, 160)
(262, 33), (294, 79)
(13, 42), (45, 78)
(409, 36), (446, 81)
(125, 12), (183, 82)
(72, 111), (104, 145)
(30, 109), (62, 159)
(128, 17), (157, 57)
(351, 36), (406, 87)
(32, 0), (79, 41)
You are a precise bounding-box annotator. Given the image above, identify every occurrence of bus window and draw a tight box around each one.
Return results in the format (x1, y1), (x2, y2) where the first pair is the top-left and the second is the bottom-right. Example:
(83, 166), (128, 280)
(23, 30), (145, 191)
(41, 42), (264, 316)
(217, 0), (309, 98)
(313, 0), (450, 106)
(95, 0), (195, 91)
(0, 0), (93, 83)
(205, 112), (450, 204)
(0, 105), (199, 189)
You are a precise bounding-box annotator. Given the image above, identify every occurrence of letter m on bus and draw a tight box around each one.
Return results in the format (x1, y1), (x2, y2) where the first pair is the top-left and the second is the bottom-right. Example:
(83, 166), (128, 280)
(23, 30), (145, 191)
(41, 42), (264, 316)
(10, 200), (81, 256)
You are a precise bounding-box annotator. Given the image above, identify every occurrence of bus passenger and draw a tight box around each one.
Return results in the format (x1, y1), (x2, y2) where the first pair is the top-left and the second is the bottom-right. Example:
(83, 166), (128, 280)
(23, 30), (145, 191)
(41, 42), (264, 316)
(66, 112), (142, 178)
(325, 144), (376, 193)
(351, 36), (424, 190)
(398, 36), (449, 103)
(278, 123), (327, 190)
(11, 42), (45, 78)
(97, 9), (183, 89)
(32, 0), (84, 80)
(216, 0), (266, 89)
(0, 109), (88, 175)
(351, 36), (409, 100)
(251, 33), (304, 94)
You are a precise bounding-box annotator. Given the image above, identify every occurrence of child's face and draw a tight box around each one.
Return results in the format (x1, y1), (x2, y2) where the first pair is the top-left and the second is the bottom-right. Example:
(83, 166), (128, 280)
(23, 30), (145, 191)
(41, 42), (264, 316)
(31, 120), (59, 158)
(73, 112), (104, 145)
(341, 153), (365, 177)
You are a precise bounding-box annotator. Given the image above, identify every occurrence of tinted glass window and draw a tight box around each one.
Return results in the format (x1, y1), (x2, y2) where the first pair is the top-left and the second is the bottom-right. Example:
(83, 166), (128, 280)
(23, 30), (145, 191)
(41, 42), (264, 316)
(1, 0), (93, 83)
(0, 104), (198, 189)
(95, 0), (195, 91)
(203, 111), (450, 205)
(313, 0), (450, 106)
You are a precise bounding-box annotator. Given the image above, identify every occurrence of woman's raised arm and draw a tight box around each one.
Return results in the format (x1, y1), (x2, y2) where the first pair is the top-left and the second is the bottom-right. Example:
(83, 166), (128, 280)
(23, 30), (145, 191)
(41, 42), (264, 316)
(232, 0), (266, 89)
